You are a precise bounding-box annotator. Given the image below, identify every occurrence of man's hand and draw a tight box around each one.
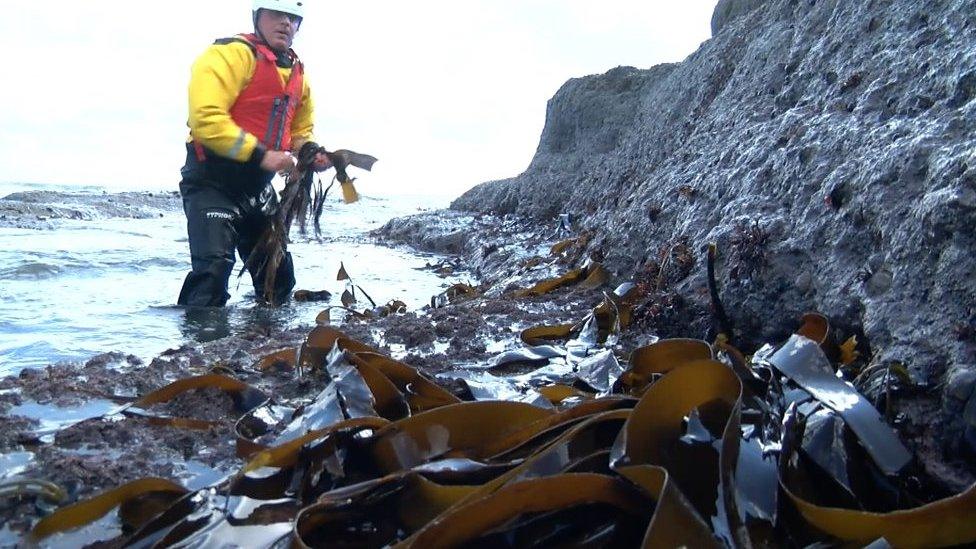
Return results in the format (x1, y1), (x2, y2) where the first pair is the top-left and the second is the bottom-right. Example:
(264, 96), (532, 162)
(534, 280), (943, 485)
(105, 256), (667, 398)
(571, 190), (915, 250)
(312, 151), (333, 172)
(260, 150), (297, 173)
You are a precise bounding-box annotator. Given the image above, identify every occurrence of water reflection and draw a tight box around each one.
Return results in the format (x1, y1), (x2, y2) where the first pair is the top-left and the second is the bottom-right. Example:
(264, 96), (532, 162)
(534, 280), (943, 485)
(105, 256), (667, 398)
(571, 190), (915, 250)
(181, 307), (232, 343)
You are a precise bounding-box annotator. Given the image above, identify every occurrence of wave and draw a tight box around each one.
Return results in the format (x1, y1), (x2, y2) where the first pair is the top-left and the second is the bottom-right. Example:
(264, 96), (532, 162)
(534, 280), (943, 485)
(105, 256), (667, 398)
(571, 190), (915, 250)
(0, 182), (107, 199)
(0, 261), (63, 279)
(0, 256), (186, 280)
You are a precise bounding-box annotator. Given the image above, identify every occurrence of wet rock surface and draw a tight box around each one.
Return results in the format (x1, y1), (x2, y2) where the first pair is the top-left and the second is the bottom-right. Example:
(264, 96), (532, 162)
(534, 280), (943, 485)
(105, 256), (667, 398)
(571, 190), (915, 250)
(380, 0), (976, 482)
(0, 190), (181, 229)
(0, 259), (608, 540)
(1, 220), (973, 543)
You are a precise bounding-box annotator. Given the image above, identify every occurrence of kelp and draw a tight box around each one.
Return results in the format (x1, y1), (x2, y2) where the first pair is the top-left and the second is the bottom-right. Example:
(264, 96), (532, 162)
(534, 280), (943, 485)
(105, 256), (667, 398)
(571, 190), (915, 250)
(782, 482), (976, 548)
(243, 145), (374, 307)
(315, 299), (408, 326)
(294, 473), (477, 548)
(0, 478), (66, 504)
(518, 282), (642, 357)
(273, 349), (380, 445)
(335, 262), (378, 309)
(401, 474), (654, 548)
(431, 283), (480, 308)
(30, 478), (188, 543)
(617, 464), (721, 549)
(536, 383), (595, 405)
(370, 401), (554, 473)
(297, 325), (373, 372)
(130, 374), (268, 417)
(516, 266), (582, 298)
(610, 358), (743, 546)
(29, 295), (976, 548)
(768, 330), (912, 475)
(520, 323), (575, 346)
(548, 230), (592, 264)
(235, 401), (297, 457)
(706, 242), (735, 344)
(242, 417), (390, 474)
(614, 338), (713, 395)
(232, 417), (390, 502)
(486, 345), (566, 372)
(122, 490), (298, 548)
(575, 350), (625, 393)
(293, 289), (332, 302)
(478, 396), (636, 460)
(350, 351), (461, 413)
(482, 410), (631, 492)
(253, 347), (297, 372)
(514, 259), (612, 297)
(34, 374), (272, 453)
(778, 401), (976, 548)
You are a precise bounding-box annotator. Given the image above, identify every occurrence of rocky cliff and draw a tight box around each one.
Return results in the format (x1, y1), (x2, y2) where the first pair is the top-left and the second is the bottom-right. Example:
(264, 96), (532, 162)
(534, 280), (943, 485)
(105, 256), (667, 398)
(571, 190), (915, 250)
(386, 0), (976, 466)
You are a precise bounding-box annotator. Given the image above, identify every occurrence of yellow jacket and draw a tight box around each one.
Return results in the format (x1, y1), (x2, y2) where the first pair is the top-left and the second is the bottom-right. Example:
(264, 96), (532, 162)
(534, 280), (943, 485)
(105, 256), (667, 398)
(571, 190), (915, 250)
(186, 39), (315, 163)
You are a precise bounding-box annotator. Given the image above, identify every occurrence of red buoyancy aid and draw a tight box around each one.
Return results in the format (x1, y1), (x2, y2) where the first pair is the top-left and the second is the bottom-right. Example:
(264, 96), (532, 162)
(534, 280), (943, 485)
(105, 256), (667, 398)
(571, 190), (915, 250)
(229, 33), (305, 152)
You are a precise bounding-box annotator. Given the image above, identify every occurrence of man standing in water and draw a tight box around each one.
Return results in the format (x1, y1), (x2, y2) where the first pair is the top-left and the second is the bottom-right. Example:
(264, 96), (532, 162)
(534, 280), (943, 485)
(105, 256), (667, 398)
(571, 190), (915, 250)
(177, 0), (331, 307)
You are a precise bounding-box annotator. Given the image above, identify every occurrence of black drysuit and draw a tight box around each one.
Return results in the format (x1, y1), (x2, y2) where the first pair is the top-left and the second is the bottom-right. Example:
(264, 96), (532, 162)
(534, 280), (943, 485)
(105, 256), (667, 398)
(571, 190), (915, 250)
(176, 144), (295, 307)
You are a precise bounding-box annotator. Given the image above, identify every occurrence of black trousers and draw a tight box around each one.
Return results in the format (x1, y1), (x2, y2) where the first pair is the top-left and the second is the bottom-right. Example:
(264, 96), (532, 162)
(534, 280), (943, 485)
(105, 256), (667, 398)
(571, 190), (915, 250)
(176, 146), (295, 307)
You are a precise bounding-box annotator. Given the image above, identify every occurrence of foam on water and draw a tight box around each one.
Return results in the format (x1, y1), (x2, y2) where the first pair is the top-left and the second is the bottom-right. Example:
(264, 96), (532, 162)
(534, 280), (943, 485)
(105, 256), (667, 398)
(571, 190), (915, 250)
(0, 184), (461, 375)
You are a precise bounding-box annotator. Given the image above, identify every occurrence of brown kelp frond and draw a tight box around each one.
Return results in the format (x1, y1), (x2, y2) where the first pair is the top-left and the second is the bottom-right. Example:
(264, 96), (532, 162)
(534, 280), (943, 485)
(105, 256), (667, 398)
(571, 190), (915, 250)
(325, 149), (379, 185)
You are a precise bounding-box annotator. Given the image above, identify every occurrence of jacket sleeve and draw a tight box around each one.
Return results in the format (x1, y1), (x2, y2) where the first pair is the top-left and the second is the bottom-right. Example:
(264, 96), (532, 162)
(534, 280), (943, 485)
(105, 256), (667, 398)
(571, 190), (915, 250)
(290, 76), (316, 152)
(187, 42), (264, 163)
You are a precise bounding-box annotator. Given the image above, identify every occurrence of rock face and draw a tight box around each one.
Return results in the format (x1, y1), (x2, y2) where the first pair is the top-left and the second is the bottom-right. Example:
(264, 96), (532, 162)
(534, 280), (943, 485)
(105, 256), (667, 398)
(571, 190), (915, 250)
(449, 1), (976, 453)
(711, 0), (766, 36)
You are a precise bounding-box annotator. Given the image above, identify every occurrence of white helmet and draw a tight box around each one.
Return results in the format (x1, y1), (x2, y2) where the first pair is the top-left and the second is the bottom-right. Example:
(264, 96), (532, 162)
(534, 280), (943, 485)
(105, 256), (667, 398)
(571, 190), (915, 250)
(252, 0), (304, 20)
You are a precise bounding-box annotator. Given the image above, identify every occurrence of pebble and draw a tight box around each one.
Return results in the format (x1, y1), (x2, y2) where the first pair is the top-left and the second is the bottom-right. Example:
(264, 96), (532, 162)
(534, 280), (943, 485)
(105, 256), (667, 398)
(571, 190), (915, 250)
(947, 369), (976, 402)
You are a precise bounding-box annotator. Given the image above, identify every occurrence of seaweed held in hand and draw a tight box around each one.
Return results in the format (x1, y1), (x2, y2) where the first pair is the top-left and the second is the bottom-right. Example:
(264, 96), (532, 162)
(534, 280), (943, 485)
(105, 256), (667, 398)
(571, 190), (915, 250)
(245, 147), (377, 306)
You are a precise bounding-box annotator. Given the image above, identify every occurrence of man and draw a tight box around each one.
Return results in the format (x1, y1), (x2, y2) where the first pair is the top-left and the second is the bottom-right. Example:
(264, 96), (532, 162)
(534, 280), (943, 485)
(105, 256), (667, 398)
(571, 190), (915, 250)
(177, 0), (331, 307)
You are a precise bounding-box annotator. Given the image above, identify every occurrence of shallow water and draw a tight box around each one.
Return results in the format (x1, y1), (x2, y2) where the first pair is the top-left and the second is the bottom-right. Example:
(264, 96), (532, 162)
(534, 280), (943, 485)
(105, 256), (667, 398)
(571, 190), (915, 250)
(0, 184), (464, 376)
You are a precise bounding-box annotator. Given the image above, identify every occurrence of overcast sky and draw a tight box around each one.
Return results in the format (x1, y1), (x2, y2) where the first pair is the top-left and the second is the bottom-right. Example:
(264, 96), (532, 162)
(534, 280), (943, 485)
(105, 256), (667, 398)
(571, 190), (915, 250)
(0, 1), (714, 198)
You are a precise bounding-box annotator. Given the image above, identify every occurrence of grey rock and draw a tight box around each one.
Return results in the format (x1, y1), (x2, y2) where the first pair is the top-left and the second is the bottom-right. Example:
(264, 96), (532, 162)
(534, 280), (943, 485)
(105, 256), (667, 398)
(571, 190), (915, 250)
(864, 268), (893, 297)
(947, 369), (976, 402)
(448, 0), (976, 456)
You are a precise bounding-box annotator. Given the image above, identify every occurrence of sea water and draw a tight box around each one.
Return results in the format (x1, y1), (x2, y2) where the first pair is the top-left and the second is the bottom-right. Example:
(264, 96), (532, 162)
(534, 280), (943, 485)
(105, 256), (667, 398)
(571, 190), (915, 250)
(0, 183), (463, 376)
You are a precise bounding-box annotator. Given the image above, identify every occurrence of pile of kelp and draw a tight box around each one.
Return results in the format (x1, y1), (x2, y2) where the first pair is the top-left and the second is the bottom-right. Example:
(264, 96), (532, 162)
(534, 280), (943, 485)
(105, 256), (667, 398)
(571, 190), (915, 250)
(17, 255), (976, 547)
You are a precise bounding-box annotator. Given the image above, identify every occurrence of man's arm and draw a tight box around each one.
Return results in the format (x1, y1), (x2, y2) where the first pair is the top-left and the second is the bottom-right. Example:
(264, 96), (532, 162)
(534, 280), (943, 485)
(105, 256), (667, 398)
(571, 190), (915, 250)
(187, 42), (266, 164)
(289, 79), (332, 171)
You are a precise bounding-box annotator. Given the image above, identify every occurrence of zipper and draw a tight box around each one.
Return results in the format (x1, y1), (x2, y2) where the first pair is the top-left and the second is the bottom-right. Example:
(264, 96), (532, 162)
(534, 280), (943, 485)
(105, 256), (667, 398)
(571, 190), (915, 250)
(264, 97), (282, 147)
(273, 95), (290, 151)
